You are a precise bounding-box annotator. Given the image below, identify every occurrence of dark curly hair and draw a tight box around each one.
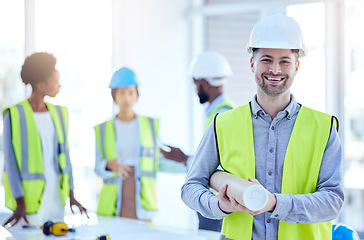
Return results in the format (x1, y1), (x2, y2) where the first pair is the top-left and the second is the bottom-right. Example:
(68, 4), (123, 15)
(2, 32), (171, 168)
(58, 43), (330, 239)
(20, 52), (57, 86)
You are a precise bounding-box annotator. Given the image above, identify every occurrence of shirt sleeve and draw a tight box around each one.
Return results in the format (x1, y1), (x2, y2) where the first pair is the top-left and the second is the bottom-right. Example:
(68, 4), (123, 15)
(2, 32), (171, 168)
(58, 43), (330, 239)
(94, 140), (115, 179)
(3, 110), (24, 199)
(181, 122), (229, 219)
(271, 123), (344, 223)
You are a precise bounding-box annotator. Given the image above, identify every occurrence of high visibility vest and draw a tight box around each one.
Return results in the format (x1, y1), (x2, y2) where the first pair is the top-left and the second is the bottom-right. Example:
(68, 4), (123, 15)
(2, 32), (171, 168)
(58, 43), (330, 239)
(205, 98), (235, 131)
(94, 116), (160, 216)
(3, 100), (71, 214)
(215, 103), (336, 240)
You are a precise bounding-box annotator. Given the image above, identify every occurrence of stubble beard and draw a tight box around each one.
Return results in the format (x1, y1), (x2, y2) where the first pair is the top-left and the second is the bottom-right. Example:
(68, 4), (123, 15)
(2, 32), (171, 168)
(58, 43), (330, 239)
(255, 73), (293, 97)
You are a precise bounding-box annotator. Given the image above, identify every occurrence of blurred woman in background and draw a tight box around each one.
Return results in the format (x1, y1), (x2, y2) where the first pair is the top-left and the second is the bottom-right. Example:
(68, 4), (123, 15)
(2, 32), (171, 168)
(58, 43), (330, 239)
(94, 67), (188, 221)
(3, 52), (88, 228)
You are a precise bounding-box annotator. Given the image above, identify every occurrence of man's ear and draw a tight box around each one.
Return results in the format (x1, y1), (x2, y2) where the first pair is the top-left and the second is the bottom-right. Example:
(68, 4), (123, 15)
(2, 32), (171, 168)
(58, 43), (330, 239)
(250, 57), (255, 73)
(201, 79), (210, 90)
(295, 60), (300, 72)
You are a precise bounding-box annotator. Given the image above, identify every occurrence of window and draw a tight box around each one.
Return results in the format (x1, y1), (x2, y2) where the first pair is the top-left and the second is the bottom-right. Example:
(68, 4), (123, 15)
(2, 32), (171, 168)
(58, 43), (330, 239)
(34, 0), (113, 211)
(0, 0), (25, 205)
(0, 0), (25, 117)
(287, 3), (326, 112)
(342, 0), (364, 233)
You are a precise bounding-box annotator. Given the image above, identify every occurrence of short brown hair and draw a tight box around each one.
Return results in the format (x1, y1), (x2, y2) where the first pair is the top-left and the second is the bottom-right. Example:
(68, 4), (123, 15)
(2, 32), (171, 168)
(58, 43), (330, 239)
(21, 52), (56, 87)
(252, 48), (299, 58)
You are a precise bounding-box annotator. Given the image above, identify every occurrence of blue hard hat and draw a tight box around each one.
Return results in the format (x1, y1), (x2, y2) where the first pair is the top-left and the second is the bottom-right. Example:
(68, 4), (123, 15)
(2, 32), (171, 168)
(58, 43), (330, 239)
(109, 67), (138, 89)
(332, 224), (360, 240)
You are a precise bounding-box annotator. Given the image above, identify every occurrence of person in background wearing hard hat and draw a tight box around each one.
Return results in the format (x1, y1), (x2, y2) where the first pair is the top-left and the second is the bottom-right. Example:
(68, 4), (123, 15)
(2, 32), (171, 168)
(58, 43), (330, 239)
(161, 51), (235, 232)
(332, 224), (360, 240)
(94, 67), (188, 221)
(2, 52), (88, 228)
(181, 14), (344, 240)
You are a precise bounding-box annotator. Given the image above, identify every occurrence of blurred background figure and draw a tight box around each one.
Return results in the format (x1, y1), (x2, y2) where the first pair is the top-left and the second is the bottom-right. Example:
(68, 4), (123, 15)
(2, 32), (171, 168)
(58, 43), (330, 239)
(94, 67), (187, 221)
(332, 223), (360, 240)
(2, 52), (88, 228)
(161, 51), (235, 232)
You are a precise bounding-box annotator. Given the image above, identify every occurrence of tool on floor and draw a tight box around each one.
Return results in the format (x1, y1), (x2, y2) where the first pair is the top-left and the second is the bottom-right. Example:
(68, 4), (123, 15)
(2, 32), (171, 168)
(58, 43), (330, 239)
(97, 235), (110, 240)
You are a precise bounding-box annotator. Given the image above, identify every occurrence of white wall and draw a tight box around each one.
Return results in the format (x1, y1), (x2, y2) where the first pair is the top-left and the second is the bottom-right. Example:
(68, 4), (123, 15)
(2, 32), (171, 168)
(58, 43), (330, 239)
(113, 0), (196, 153)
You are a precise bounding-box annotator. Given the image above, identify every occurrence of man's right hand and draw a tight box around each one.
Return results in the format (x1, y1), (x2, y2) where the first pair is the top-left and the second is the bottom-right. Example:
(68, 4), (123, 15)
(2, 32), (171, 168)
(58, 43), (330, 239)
(106, 159), (133, 180)
(3, 197), (29, 228)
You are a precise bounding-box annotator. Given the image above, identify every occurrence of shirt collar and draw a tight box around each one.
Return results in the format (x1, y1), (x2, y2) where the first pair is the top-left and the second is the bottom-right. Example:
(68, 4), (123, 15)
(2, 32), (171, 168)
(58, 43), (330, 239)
(251, 94), (299, 120)
(206, 93), (225, 117)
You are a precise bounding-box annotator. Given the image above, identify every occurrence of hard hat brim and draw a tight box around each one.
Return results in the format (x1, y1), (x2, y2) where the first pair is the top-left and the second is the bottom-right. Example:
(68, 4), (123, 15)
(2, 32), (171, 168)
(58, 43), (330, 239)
(246, 46), (307, 58)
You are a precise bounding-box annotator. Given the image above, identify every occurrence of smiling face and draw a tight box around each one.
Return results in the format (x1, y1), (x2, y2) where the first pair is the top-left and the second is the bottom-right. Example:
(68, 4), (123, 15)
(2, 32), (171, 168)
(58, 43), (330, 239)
(250, 48), (300, 97)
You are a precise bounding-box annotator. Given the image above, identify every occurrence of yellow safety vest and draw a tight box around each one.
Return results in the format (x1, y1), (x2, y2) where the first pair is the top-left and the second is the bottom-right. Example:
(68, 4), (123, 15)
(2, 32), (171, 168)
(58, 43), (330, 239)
(94, 116), (160, 216)
(205, 98), (235, 131)
(3, 100), (71, 213)
(215, 103), (335, 240)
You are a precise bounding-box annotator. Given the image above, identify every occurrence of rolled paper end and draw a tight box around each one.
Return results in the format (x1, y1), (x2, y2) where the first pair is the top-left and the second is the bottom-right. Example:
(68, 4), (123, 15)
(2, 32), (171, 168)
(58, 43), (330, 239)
(243, 184), (268, 211)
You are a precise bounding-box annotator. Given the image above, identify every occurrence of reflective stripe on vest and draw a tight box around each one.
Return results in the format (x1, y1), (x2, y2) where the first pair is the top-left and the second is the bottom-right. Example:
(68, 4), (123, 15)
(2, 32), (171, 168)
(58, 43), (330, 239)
(95, 116), (159, 216)
(215, 103), (334, 240)
(3, 100), (70, 213)
(205, 98), (235, 131)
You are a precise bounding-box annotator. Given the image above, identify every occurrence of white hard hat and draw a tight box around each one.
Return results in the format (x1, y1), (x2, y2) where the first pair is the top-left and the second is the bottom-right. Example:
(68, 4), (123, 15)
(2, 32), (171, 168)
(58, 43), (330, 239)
(189, 51), (232, 87)
(246, 14), (307, 58)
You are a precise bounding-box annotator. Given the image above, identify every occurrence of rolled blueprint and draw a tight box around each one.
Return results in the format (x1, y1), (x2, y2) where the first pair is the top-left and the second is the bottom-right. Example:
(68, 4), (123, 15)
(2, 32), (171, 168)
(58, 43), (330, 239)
(209, 170), (268, 211)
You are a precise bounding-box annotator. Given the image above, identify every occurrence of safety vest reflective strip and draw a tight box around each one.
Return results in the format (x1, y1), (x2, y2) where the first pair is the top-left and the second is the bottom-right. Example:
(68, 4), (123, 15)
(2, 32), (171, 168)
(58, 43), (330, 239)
(3, 100), (70, 213)
(205, 98), (235, 131)
(95, 116), (159, 216)
(50, 104), (71, 203)
(215, 103), (333, 240)
(96, 119), (117, 161)
(139, 116), (159, 211)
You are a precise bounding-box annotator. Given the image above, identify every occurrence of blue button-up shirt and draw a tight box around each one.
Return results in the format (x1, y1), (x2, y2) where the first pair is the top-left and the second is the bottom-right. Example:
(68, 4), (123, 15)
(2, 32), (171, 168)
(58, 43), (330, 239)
(181, 95), (344, 240)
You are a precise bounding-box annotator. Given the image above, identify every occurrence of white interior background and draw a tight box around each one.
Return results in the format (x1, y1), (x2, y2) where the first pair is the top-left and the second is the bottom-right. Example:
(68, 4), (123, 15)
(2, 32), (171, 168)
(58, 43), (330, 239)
(0, 0), (364, 235)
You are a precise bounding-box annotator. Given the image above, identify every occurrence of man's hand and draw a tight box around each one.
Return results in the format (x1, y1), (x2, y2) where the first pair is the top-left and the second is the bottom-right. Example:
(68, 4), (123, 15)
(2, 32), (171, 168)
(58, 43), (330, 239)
(70, 190), (89, 218)
(246, 178), (277, 214)
(106, 159), (133, 180)
(218, 184), (245, 213)
(160, 145), (188, 164)
(3, 197), (29, 228)
(218, 178), (277, 216)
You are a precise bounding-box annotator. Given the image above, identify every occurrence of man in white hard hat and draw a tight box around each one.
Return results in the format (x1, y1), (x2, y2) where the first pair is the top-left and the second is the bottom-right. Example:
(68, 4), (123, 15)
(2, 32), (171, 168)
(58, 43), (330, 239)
(161, 51), (235, 232)
(181, 14), (343, 239)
